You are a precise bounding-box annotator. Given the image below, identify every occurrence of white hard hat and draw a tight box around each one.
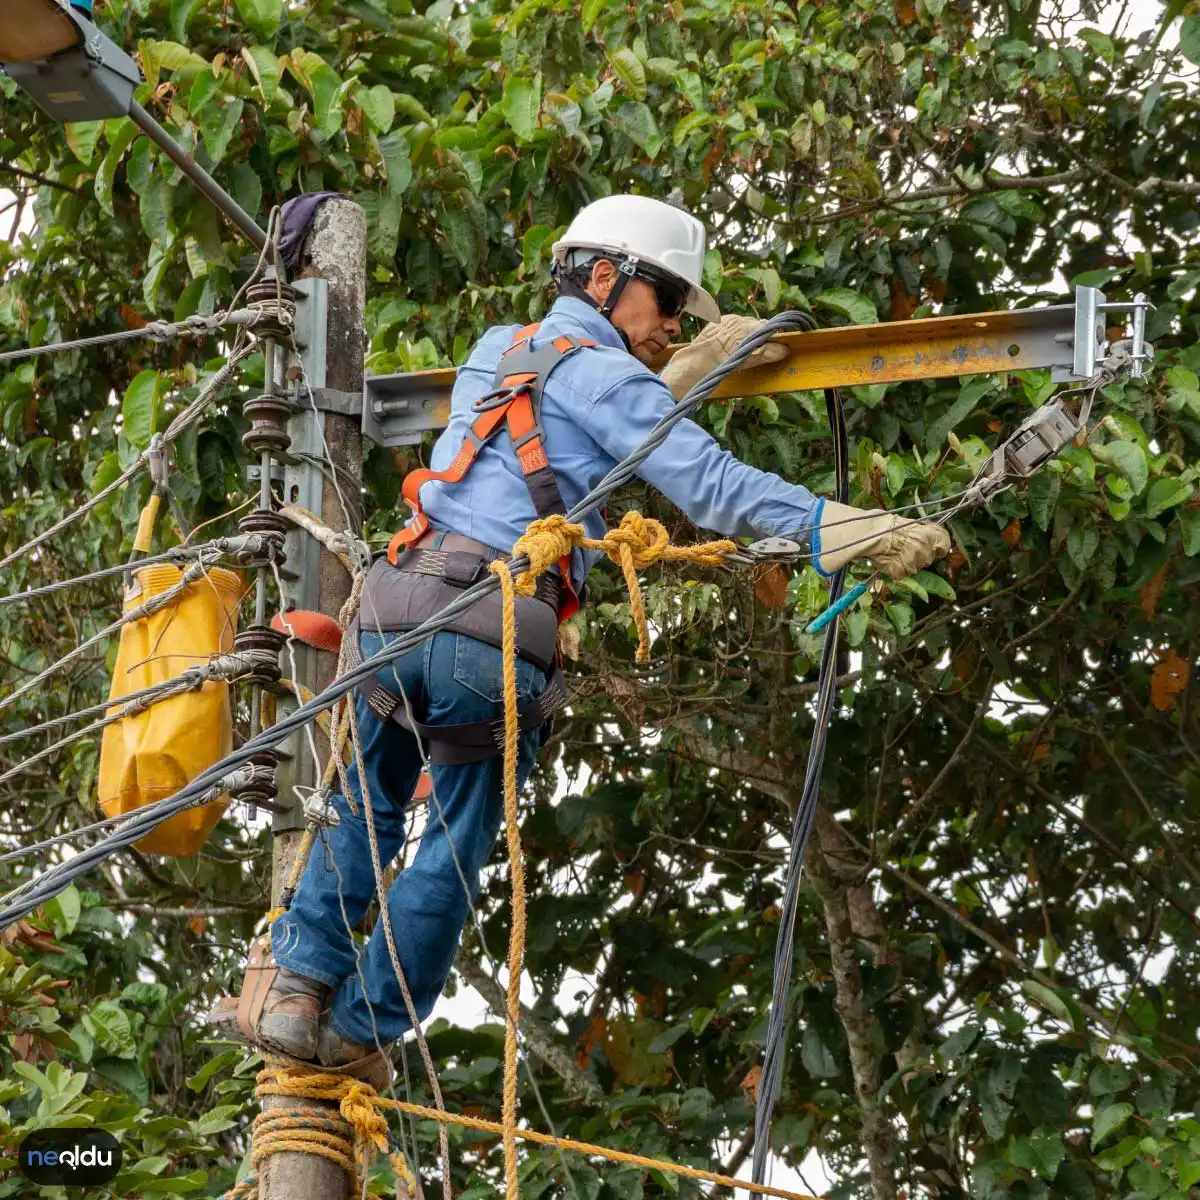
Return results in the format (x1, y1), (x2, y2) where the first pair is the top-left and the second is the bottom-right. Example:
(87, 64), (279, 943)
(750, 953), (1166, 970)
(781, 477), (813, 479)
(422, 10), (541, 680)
(552, 195), (721, 323)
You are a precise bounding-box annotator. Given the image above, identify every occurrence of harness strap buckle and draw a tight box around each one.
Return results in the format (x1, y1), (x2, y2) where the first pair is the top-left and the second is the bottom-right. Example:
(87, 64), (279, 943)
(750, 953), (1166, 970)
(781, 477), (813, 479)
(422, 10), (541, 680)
(472, 384), (526, 413)
(510, 424), (547, 452)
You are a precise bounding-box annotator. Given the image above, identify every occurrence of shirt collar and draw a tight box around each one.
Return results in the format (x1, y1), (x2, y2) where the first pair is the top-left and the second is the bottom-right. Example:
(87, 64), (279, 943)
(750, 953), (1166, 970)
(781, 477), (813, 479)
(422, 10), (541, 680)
(546, 295), (631, 352)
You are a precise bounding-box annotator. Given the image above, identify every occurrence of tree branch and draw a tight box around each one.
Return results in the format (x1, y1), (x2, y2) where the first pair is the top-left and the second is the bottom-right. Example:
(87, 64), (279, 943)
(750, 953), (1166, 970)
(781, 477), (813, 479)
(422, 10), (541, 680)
(454, 946), (606, 1107)
(806, 835), (898, 1200)
(0, 162), (87, 197)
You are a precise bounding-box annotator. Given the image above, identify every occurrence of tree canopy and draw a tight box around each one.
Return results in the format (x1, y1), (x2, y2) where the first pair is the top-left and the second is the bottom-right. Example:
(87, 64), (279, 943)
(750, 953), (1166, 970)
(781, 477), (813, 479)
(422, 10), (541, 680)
(1, 1), (1199, 1198)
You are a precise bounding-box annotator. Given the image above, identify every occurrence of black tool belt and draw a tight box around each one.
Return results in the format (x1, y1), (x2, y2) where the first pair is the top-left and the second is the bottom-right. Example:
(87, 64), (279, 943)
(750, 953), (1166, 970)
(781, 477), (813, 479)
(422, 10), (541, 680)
(347, 552), (568, 764)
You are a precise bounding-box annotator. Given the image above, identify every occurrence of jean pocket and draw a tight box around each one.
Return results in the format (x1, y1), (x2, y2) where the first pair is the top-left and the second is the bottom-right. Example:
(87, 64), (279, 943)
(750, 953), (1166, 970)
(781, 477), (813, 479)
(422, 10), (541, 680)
(452, 633), (541, 705)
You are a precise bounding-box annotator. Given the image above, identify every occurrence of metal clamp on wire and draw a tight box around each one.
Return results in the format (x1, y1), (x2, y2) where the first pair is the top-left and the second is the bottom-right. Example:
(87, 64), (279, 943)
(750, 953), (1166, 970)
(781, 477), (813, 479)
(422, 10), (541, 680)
(214, 530), (286, 566)
(143, 432), (169, 491)
(961, 395), (1087, 508)
(726, 536), (804, 567)
(298, 785), (340, 830)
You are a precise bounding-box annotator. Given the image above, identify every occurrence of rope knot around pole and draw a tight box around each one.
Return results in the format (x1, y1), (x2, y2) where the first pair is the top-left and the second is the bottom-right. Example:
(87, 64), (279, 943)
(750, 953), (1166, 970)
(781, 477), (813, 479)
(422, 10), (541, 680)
(219, 1065), (417, 1200)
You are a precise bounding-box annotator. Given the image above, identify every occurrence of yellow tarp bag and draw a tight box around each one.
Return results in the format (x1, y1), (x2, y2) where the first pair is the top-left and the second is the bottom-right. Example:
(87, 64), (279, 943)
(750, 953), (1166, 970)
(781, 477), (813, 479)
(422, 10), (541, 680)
(98, 563), (248, 856)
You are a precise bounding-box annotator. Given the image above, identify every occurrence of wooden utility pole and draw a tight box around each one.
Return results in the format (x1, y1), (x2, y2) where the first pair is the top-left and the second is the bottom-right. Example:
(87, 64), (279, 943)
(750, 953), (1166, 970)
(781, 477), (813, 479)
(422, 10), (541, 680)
(263, 196), (367, 1200)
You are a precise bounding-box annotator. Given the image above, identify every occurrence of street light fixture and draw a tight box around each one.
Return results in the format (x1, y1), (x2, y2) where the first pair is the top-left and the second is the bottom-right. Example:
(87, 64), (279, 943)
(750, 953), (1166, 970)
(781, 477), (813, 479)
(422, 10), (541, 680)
(0, 0), (268, 250)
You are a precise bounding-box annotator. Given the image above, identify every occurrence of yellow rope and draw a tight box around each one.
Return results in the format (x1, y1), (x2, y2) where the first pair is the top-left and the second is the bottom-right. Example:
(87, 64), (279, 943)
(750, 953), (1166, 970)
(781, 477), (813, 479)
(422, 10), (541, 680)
(486, 510), (738, 1198)
(504, 512), (736, 661)
(254, 1066), (820, 1200)
(220, 1072), (418, 1200)
(490, 559), (526, 1200)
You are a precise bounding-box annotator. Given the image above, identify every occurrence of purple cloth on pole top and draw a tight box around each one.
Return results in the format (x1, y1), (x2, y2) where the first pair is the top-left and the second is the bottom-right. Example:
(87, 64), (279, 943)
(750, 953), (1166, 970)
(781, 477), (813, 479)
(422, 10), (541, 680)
(279, 192), (346, 272)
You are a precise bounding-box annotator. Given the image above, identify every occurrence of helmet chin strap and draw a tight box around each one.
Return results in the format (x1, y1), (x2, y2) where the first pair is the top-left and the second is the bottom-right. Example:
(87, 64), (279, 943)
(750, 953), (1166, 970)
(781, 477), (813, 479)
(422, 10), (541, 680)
(553, 256), (637, 354)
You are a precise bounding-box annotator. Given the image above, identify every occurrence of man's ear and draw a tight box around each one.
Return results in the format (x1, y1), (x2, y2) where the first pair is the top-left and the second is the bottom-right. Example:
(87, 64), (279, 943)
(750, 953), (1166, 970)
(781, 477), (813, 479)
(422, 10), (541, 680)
(590, 258), (615, 301)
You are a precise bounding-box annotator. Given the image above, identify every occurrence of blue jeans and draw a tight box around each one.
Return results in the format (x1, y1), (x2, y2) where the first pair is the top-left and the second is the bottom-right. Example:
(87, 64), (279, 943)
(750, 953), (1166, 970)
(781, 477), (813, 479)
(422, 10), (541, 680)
(270, 628), (547, 1045)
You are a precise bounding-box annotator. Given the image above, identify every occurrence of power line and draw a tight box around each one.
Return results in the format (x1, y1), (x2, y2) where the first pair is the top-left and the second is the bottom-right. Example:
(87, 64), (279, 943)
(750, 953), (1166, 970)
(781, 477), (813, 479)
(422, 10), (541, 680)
(0, 308), (261, 366)
(0, 314), (805, 926)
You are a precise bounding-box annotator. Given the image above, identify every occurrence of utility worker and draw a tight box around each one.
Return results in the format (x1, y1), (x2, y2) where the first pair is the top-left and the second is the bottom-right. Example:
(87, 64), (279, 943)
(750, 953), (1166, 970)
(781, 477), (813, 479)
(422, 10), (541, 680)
(212, 194), (949, 1078)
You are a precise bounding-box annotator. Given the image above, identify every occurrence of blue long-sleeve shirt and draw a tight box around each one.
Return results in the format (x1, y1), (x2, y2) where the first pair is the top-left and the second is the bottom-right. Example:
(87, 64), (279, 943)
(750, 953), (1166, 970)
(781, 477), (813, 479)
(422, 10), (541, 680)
(418, 296), (821, 591)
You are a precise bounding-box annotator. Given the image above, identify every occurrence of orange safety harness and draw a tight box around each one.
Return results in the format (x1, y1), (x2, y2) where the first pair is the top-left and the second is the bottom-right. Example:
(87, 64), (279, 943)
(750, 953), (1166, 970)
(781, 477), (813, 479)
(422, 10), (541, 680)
(386, 322), (597, 623)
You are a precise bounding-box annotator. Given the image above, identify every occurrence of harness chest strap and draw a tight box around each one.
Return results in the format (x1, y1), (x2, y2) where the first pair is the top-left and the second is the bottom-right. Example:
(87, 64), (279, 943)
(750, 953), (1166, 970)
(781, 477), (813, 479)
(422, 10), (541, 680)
(386, 323), (597, 623)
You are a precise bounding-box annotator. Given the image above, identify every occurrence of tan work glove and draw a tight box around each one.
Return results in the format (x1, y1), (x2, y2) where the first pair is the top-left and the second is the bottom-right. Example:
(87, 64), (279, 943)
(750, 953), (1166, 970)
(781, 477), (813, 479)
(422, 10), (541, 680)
(659, 314), (789, 400)
(815, 500), (951, 581)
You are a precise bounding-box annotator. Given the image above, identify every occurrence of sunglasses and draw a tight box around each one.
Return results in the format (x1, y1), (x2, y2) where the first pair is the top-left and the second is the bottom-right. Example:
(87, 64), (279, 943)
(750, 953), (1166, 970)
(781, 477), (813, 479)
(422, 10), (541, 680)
(637, 270), (688, 319)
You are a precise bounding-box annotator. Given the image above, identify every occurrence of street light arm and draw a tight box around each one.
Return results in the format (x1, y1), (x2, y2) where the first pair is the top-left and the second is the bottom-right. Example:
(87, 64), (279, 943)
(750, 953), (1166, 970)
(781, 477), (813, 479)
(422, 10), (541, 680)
(128, 100), (267, 252)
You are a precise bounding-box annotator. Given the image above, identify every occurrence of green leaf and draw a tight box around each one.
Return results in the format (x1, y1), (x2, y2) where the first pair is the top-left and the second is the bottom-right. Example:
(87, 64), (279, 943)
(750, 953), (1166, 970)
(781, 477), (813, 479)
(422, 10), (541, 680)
(234, 0), (282, 41)
(703, 249), (723, 295)
(122, 370), (160, 451)
(1089, 1060), (1132, 1096)
(521, 224), (555, 277)
(885, 601), (913, 637)
(88, 1001), (136, 1059)
(358, 84), (395, 134)
(925, 377), (995, 450)
(240, 45), (280, 103)
(43, 885), (81, 936)
(1066, 525), (1099, 569)
(291, 51), (344, 137)
(170, 0), (205, 40)
(1183, 15), (1200, 65)
(1028, 472), (1059, 531)
(1092, 441), (1148, 495)
(647, 1024), (690, 1053)
(913, 570), (955, 600)
(378, 133), (412, 198)
(613, 102), (662, 156)
(198, 96), (244, 165)
(800, 1024), (839, 1078)
(1009, 1128), (1065, 1181)
(1144, 477), (1192, 519)
(1020, 979), (1072, 1023)
(502, 72), (542, 141)
(745, 267), (782, 309)
(979, 1056), (1022, 1139)
(1179, 508), (1200, 556)
(610, 48), (647, 101)
(582, 0), (612, 33)
(93, 1057), (149, 1105)
(813, 288), (877, 325)
(393, 91), (434, 124)
(140, 174), (174, 246)
(1071, 267), (1123, 287)
(1091, 1102), (1134, 1149)
(443, 205), (479, 273)
(229, 163), (262, 220)
(675, 69), (705, 111)
(1178, 1156), (1200, 1190)
(94, 119), (139, 217)
(139, 39), (207, 88)
(187, 1049), (243, 1093)
(195, 1103), (244, 1135)
(65, 121), (103, 165)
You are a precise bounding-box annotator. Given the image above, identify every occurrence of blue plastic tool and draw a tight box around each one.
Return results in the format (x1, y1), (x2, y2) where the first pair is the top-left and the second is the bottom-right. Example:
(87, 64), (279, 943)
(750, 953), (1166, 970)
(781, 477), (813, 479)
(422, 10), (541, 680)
(805, 578), (870, 633)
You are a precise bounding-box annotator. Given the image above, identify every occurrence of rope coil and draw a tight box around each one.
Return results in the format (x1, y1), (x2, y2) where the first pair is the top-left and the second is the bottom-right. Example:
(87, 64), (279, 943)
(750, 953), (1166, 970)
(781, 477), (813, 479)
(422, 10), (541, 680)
(225, 1066), (819, 1200)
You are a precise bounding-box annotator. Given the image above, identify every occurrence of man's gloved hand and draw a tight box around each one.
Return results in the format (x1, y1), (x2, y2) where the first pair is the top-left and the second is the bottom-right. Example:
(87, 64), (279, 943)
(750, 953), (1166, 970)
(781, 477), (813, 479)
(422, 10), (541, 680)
(815, 500), (951, 581)
(659, 314), (789, 400)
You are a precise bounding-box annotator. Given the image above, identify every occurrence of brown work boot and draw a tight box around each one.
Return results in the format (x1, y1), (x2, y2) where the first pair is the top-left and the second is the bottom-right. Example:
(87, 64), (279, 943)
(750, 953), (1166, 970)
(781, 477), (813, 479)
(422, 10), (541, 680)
(254, 968), (331, 1059)
(315, 1016), (394, 1092)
